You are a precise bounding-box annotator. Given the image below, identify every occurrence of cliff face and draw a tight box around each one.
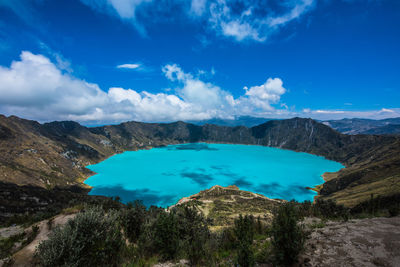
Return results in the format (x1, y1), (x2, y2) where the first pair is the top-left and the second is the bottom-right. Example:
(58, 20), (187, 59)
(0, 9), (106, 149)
(1, 114), (399, 206)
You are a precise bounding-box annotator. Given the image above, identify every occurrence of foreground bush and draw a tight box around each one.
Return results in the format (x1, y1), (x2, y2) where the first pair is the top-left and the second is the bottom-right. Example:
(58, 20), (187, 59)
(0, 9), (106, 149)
(36, 207), (124, 267)
(234, 215), (255, 267)
(271, 202), (306, 266)
(122, 201), (147, 243)
(175, 206), (211, 266)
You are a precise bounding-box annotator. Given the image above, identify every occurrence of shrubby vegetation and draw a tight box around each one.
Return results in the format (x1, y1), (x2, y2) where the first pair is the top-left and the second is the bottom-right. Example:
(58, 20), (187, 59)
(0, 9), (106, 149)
(271, 202), (306, 266)
(34, 194), (398, 266)
(36, 207), (124, 267)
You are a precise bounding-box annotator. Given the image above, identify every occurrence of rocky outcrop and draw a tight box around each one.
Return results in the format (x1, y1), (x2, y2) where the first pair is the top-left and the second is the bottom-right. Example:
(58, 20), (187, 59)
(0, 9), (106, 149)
(302, 216), (400, 266)
(173, 185), (284, 229)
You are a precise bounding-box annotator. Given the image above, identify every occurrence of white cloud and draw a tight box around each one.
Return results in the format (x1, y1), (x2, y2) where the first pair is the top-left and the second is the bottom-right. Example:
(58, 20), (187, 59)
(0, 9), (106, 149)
(193, 0), (316, 42)
(2, 51), (397, 124)
(80, 0), (152, 35)
(116, 63), (141, 69)
(81, 0), (152, 19)
(190, 0), (207, 16)
(0, 51), (288, 123)
(267, 0), (315, 27)
(81, 0), (316, 43)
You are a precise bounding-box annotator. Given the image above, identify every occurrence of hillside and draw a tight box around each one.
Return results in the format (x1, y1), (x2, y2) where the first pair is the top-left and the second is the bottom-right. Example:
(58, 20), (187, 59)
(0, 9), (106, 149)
(361, 124), (400, 135)
(173, 185), (284, 229)
(324, 117), (400, 134)
(1, 114), (400, 207)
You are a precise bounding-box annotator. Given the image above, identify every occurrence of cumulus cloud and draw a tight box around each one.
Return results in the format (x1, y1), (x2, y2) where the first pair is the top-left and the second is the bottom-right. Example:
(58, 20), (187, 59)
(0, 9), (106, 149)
(0, 51), (108, 120)
(0, 51), (398, 123)
(81, 0), (316, 42)
(241, 78), (286, 111)
(0, 51), (288, 124)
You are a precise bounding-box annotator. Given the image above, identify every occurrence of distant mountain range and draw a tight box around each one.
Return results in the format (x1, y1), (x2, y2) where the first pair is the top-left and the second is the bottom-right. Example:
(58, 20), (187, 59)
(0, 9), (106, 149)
(1, 114), (399, 208)
(322, 118), (400, 135)
(187, 116), (272, 127)
(188, 116), (400, 135)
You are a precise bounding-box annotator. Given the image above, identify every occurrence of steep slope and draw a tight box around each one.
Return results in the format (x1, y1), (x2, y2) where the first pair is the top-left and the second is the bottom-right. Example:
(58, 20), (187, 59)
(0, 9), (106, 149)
(1, 114), (399, 207)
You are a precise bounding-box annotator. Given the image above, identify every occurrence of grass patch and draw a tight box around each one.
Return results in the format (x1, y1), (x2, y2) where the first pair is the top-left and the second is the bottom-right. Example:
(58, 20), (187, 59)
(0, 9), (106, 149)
(0, 233), (26, 259)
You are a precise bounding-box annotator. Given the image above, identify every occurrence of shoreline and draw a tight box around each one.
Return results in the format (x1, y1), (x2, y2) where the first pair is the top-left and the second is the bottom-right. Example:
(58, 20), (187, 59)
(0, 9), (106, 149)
(81, 142), (344, 204)
(311, 171), (342, 202)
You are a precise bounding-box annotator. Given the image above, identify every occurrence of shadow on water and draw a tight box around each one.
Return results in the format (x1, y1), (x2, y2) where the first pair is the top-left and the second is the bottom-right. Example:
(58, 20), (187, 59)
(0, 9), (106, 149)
(89, 185), (176, 207)
(232, 178), (253, 187)
(180, 171), (214, 186)
(166, 143), (218, 151)
(255, 182), (311, 200)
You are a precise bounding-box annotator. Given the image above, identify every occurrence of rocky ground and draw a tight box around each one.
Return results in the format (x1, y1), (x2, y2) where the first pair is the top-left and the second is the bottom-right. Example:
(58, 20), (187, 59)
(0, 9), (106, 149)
(302, 216), (400, 267)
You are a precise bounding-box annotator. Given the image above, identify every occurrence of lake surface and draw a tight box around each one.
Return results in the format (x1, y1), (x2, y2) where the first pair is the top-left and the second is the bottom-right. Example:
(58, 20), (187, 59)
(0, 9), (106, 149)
(85, 143), (343, 207)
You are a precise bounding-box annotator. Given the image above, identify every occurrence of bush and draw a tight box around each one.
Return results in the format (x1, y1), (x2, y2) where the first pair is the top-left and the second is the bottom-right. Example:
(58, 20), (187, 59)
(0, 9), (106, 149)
(271, 202), (306, 266)
(312, 199), (349, 220)
(234, 215), (255, 267)
(122, 201), (147, 243)
(152, 211), (180, 261)
(36, 207), (124, 267)
(388, 205), (400, 217)
(175, 206), (210, 266)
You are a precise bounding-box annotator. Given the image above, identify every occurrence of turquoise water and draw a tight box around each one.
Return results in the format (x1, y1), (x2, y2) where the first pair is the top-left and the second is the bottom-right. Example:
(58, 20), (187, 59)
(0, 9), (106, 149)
(85, 143), (343, 207)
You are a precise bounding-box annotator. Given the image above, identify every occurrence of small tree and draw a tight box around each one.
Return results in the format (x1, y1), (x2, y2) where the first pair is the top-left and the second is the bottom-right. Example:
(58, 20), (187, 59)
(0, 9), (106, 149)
(176, 206), (210, 266)
(234, 215), (255, 267)
(36, 207), (124, 267)
(152, 211), (180, 260)
(123, 200), (147, 243)
(271, 202), (305, 266)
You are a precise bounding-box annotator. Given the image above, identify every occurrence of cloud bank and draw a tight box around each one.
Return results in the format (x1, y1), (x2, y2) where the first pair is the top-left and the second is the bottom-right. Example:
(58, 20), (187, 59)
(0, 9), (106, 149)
(0, 51), (289, 124)
(0, 51), (398, 124)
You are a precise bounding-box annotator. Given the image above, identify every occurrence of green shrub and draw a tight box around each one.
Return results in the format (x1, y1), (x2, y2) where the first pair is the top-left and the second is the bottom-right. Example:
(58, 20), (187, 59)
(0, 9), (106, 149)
(388, 205), (400, 217)
(36, 207), (124, 267)
(312, 199), (349, 220)
(122, 201), (147, 243)
(271, 202), (306, 266)
(175, 206), (210, 266)
(0, 233), (26, 259)
(254, 241), (272, 264)
(234, 215), (255, 267)
(152, 211), (180, 260)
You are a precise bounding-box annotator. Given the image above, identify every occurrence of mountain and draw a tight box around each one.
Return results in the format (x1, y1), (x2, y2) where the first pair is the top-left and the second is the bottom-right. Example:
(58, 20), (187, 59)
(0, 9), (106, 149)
(323, 117), (400, 134)
(1, 114), (399, 207)
(360, 124), (400, 135)
(186, 116), (272, 127)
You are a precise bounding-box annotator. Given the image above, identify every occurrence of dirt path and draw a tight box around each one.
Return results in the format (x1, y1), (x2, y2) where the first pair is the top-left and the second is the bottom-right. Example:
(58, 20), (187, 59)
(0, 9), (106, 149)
(11, 213), (76, 267)
(302, 216), (400, 267)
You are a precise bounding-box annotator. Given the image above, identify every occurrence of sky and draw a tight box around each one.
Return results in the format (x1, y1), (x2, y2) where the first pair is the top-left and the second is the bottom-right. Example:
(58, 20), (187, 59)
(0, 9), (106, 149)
(0, 0), (399, 124)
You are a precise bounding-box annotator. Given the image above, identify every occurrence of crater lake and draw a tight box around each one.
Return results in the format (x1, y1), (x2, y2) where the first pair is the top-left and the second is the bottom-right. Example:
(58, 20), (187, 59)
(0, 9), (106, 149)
(85, 143), (343, 207)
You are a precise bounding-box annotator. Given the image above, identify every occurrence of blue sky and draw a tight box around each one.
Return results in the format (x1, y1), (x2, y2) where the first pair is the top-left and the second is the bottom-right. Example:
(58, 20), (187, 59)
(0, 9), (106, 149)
(0, 0), (399, 124)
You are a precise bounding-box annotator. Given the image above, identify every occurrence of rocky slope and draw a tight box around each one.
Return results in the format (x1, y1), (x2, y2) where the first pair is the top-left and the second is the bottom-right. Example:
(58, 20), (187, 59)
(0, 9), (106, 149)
(302, 216), (400, 267)
(1, 114), (399, 207)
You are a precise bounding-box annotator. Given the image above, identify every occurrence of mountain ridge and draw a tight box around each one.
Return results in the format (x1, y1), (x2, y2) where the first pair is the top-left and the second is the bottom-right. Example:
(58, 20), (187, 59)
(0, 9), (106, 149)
(1, 114), (399, 207)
